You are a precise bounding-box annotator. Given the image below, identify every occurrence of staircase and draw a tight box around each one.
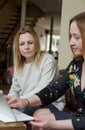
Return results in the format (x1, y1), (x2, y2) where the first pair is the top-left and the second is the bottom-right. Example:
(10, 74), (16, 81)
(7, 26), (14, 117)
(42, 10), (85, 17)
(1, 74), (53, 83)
(0, 3), (43, 53)
(26, 3), (43, 27)
(0, 2), (43, 84)
(0, 8), (21, 52)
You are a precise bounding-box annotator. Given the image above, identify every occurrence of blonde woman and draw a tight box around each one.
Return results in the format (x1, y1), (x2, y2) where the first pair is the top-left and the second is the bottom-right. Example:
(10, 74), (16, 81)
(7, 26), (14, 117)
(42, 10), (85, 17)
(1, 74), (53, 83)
(7, 26), (61, 115)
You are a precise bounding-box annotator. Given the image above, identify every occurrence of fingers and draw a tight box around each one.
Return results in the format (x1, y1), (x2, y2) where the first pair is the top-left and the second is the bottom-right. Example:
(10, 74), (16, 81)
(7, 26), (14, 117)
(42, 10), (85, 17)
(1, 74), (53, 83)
(7, 97), (17, 104)
(5, 95), (28, 108)
(30, 121), (42, 127)
(5, 95), (12, 101)
(5, 96), (19, 108)
(7, 97), (27, 108)
(30, 117), (43, 127)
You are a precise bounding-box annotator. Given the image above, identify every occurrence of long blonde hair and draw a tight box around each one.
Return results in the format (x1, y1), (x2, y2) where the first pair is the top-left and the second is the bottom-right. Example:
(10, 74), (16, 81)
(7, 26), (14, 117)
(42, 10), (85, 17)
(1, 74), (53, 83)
(13, 26), (46, 73)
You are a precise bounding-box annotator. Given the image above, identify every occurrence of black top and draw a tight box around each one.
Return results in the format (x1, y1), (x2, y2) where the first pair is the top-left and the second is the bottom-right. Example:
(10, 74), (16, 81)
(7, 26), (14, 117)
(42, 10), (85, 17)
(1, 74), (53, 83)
(36, 58), (85, 129)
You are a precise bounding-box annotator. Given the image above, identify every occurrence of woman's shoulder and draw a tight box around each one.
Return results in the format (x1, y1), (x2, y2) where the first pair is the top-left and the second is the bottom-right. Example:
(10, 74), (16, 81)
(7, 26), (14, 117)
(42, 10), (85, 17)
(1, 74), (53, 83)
(42, 52), (55, 62)
(69, 58), (83, 65)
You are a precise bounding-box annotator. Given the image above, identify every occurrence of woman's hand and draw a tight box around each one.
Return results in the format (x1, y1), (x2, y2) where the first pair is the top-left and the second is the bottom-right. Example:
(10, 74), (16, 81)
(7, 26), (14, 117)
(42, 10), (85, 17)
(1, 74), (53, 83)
(5, 95), (28, 108)
(30, 117), (74, 130)
(30, 117), (57, 130)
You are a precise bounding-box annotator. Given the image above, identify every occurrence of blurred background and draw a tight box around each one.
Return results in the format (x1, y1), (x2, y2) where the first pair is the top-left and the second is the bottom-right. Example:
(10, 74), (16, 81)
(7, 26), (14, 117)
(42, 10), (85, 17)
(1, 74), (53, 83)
(0, 0), (84, 93)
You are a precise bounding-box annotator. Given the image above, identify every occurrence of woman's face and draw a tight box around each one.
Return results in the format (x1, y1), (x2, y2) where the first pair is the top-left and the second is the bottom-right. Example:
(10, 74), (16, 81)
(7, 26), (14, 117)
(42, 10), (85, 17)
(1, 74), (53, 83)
(19, 32), (36, 63)
(69, 21), (83, 57)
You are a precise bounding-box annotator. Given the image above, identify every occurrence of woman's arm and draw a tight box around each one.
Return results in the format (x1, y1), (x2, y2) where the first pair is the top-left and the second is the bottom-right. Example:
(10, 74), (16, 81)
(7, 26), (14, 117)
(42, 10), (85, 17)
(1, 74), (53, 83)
(6, 60), (73, 108)
(5, 94), (42, 108)
(6, 65), (69, 108)
(30, 117), (74, 130)
(6, 69), (68, 108)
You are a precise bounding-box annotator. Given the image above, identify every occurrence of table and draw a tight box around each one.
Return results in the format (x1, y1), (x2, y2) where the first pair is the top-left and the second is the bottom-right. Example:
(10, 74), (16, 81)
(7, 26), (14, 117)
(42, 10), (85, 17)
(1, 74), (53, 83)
(0, 121), (26, 130)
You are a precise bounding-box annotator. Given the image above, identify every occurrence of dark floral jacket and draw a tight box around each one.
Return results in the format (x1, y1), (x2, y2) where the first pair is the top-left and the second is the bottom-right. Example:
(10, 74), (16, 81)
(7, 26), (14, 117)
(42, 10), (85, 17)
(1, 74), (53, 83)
(36, 58), (85, 130)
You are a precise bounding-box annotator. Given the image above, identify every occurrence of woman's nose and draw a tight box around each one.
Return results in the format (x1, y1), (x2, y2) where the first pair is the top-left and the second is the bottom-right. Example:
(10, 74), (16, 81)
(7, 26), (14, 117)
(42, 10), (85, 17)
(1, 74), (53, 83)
(25, 43), (29, 49)
(69, 38), (75, 45)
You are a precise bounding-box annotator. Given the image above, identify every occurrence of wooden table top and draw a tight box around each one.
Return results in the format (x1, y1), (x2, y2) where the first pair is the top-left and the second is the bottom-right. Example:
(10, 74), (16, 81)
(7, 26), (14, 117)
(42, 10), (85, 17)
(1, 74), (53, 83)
(0, 121), (26, 130)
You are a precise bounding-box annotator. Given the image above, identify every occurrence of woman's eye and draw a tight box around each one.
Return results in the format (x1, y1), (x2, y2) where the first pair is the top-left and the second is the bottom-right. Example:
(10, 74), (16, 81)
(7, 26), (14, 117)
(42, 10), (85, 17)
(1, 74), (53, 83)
(75, 36), (80, 40)
(19, 42), (24, 46)
(74, 34), (81, 40)
(27, 41), (33, 44)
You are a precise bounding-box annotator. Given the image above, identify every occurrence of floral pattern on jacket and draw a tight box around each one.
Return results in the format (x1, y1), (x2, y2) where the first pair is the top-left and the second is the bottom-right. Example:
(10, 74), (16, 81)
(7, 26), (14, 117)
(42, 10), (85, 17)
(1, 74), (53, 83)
(36, 58), (85, 109)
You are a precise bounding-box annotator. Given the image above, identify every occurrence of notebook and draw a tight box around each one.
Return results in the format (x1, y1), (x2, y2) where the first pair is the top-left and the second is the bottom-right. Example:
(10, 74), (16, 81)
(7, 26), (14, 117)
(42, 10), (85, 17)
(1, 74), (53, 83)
(0, 90), (34, 123)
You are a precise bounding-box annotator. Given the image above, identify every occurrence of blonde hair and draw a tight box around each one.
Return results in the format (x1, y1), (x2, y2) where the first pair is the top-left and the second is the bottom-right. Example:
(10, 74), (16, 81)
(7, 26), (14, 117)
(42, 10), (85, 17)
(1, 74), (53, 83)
(13, 26), (46, 73)
(69, 12), (85, 59)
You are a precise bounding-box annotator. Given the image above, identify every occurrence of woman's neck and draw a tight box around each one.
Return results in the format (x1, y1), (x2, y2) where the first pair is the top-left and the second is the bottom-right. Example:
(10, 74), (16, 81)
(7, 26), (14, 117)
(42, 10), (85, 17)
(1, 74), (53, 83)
(26, 56), (34, 63)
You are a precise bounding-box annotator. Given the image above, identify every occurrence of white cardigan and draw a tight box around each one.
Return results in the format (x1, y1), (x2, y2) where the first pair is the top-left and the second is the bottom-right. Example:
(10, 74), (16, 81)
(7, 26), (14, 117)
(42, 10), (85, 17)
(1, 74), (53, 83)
(8, 53), (58, 99)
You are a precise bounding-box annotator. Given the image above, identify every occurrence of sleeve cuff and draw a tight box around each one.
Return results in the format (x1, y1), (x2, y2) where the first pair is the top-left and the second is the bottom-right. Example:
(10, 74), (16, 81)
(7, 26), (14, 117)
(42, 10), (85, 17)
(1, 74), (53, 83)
(72, 117), (85, 130)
